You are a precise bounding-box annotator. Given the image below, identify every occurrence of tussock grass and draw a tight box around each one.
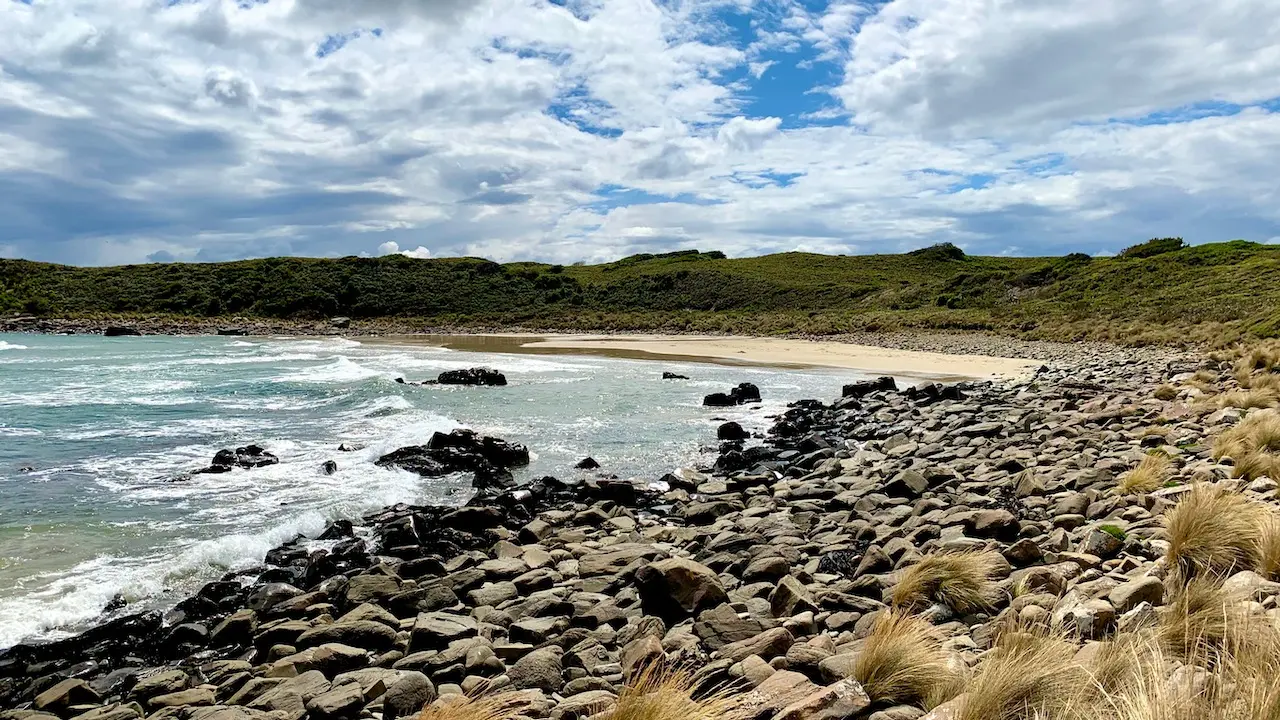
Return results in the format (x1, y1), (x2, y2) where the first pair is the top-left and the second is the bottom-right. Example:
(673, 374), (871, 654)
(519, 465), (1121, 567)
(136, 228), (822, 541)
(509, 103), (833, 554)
(1117, 454), (1171, 495)
(1153, 384), (1179, 401)
(957, 630), (1086, 720)
(891, 551), (1004, 614)
(416, 693), (531, 720)
(606, 663), (753, 720)
(1154, 576), (1276, 669)
(1213, 411), (1280, 460)
(850, 610), (960, 707)
(1162, 484), (1268, 578)
(1213, 388), (1280, 410)
(1255, 512), (1280, 581)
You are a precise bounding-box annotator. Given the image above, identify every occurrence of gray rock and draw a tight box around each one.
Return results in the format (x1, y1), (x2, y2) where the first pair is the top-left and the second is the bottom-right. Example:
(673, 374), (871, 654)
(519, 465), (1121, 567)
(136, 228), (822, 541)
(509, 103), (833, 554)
(296, 621), (399, 652)
(1108, 576), (1164, 613)
(508, 647), (563, 691)
(635, 558), (727, 621)
(770, 576), (816, 618)
(411, 612), (478, 651)
(382, 672), (437, 720)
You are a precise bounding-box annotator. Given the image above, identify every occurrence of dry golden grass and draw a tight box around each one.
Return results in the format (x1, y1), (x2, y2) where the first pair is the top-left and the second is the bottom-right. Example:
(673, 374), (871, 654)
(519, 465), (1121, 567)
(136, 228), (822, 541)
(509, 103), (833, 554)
(416, 693), (532, 720)
(1255, 512), (1280, 581)
(605, 663), (754, 720)
(1153, 384), (1179, 401)
(957, 630), (1087, 720)
(1116, 454), (1171, 495)
(1212, 410), (1280, 459)
(850, 610), (960, 707)
(1213, 388), (1280, 410)
(1162, 483), (1269, 578)
(890, 551), (1003, 614)
(1154, 576), (1277, 670)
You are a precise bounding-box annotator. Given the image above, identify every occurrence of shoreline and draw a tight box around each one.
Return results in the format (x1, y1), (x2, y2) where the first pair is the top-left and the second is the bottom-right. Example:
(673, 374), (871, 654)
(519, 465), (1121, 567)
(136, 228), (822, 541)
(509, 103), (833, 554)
(4, 338), (1252, 719)
(361, 333), (1043, 382)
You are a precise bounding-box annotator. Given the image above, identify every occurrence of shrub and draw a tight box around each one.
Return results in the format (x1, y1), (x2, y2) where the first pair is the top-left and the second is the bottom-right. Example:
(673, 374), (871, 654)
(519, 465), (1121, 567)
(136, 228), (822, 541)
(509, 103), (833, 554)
(851, 610), (960, 707)
(1162, 484), (1268, 578)
(1118, 237), (1187, 259)
(891, 551), (1003, 614)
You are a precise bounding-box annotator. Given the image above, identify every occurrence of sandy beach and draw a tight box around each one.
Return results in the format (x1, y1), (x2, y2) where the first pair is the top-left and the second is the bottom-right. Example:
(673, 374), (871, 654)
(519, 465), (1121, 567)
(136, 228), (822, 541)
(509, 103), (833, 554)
(367, 333), (1043, 381)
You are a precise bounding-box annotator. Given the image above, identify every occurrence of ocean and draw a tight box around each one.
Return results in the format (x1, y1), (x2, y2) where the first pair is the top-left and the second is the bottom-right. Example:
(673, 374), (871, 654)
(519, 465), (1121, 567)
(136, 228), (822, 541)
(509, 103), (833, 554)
(0, 333), (865, 649)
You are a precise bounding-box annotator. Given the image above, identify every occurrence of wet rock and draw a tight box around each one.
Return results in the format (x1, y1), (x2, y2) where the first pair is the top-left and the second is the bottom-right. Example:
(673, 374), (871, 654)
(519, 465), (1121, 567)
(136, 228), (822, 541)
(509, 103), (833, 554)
(662, 372), (689, 380)
(103, 327), (141, 337)
(321, 460), (338, 476)
(717, 422), (750, 441)
(436, 368), (507, 386)
(195, 445), (279, 474)
(575, 457), (601, 470)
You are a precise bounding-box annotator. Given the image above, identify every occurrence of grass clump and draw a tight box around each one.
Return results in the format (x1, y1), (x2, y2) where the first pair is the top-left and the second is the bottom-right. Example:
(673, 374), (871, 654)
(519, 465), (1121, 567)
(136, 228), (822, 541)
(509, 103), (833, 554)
(1153, 384), (1179, 401)
(1213, 410), (1280, 480)
(1162, 483), (1269, 579)
(1213, 388), (1280, 410)
(1116, 454), (1171, 495)
(890, 551), (1004, 614)
(1255, 512), (1280, 581)
(416, 693), (531, 720)
(605, 663), (752, 720)
(957, 630), (1087, 720)
(850, 610), (961, 707)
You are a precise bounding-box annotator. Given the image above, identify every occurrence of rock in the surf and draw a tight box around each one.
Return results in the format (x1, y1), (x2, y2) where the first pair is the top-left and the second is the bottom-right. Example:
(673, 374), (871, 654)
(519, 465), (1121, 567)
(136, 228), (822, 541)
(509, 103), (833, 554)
(321, 460), (338, 475)
(103, 326), (141, 337)
(703, 382), (762, 407)
(575, 457), (601, 470)
(376, 429), (529, 478)
(435, 368), (507, 386)
(662, 371), (689, 380)
(195, 445), (279, 474)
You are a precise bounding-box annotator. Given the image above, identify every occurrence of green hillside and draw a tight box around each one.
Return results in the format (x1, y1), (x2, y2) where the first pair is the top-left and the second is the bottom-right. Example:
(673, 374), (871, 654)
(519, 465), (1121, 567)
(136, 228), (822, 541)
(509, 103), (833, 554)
(4, 239), (1280, 345)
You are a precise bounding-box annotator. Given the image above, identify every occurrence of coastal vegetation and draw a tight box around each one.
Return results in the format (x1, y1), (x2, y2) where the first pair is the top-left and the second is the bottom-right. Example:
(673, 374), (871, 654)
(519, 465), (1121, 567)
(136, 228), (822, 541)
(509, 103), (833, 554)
(5, 238), (1280, 345)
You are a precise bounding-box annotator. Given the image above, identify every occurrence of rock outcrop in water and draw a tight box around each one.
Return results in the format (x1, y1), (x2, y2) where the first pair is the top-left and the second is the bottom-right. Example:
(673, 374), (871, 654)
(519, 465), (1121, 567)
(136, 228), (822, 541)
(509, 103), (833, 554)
(194, 445), (279, 474)
(395, 368), (508, 387)
(102, 326), (141, 337)
(375, 430), (530, 492)
(15, 339), (1280, 720)
(703, 382), (762, 407)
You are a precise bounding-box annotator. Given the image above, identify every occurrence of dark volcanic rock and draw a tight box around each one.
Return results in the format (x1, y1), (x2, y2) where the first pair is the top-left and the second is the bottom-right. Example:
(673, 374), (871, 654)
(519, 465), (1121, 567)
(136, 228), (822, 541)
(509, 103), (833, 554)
(321, 460), (338, 475)
(717, 421), (750, 441)
(662, 372), (689, 380)
(575, 457), (601, 470)
(194, 445), (279, 474)
(703, 382), (763, 407)
(103, 326), (142, 337)
(436, 368), (507, 386)
(841, 376), (897, 398)
(376, 429), (530, 481)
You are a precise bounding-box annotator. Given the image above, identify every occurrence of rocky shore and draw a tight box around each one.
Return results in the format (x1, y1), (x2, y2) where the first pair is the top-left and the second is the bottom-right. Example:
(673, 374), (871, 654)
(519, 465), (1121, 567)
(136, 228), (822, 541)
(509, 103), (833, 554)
(8, 338), (1280, 720)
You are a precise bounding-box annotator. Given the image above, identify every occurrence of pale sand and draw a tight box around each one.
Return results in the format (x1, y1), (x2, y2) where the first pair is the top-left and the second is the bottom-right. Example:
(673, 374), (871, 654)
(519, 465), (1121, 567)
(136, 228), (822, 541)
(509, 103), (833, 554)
(368, 334), (1041, 381)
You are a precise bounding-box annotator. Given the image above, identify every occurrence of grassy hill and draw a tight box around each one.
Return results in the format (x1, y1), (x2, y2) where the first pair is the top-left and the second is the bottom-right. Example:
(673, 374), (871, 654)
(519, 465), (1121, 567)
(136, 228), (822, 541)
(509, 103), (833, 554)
(4, 239), (1280, 345)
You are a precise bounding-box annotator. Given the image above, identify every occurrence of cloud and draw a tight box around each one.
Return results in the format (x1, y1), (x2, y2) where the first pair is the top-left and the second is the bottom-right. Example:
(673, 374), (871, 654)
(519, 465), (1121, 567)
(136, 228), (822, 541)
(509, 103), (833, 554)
(0, 0), (1276, 266)
(378, 240), (431, 259)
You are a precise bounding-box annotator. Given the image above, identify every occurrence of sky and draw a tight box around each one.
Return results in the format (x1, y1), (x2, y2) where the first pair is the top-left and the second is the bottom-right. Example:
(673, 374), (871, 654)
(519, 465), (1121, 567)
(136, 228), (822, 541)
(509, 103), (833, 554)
(1, 0), (1279, 266)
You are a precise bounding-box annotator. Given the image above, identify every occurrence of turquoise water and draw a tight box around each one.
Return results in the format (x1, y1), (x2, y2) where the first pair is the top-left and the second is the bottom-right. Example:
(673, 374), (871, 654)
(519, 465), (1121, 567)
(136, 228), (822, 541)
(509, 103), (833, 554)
(0, 333), (864, 648)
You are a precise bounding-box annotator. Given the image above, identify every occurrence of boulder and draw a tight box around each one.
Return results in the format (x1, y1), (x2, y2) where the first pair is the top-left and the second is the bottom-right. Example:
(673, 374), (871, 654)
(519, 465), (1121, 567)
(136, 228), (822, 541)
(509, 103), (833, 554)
(575, 457), (601, 470)
(842, 377), (896, 398)
(35, 680), (100, 714)
(1108, 576), (1164, 613)
(382, 673), (437, 720)
(717, 422), (750, 441)
(635, 558), (728, 621)
(770, 576), (816, 618)
(775, 679), (871, 720)
(508, 647), (563, 691)
(195, 445), (279, 474)
(103, 327), (142, 337)
(662, 372), (689, 380)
